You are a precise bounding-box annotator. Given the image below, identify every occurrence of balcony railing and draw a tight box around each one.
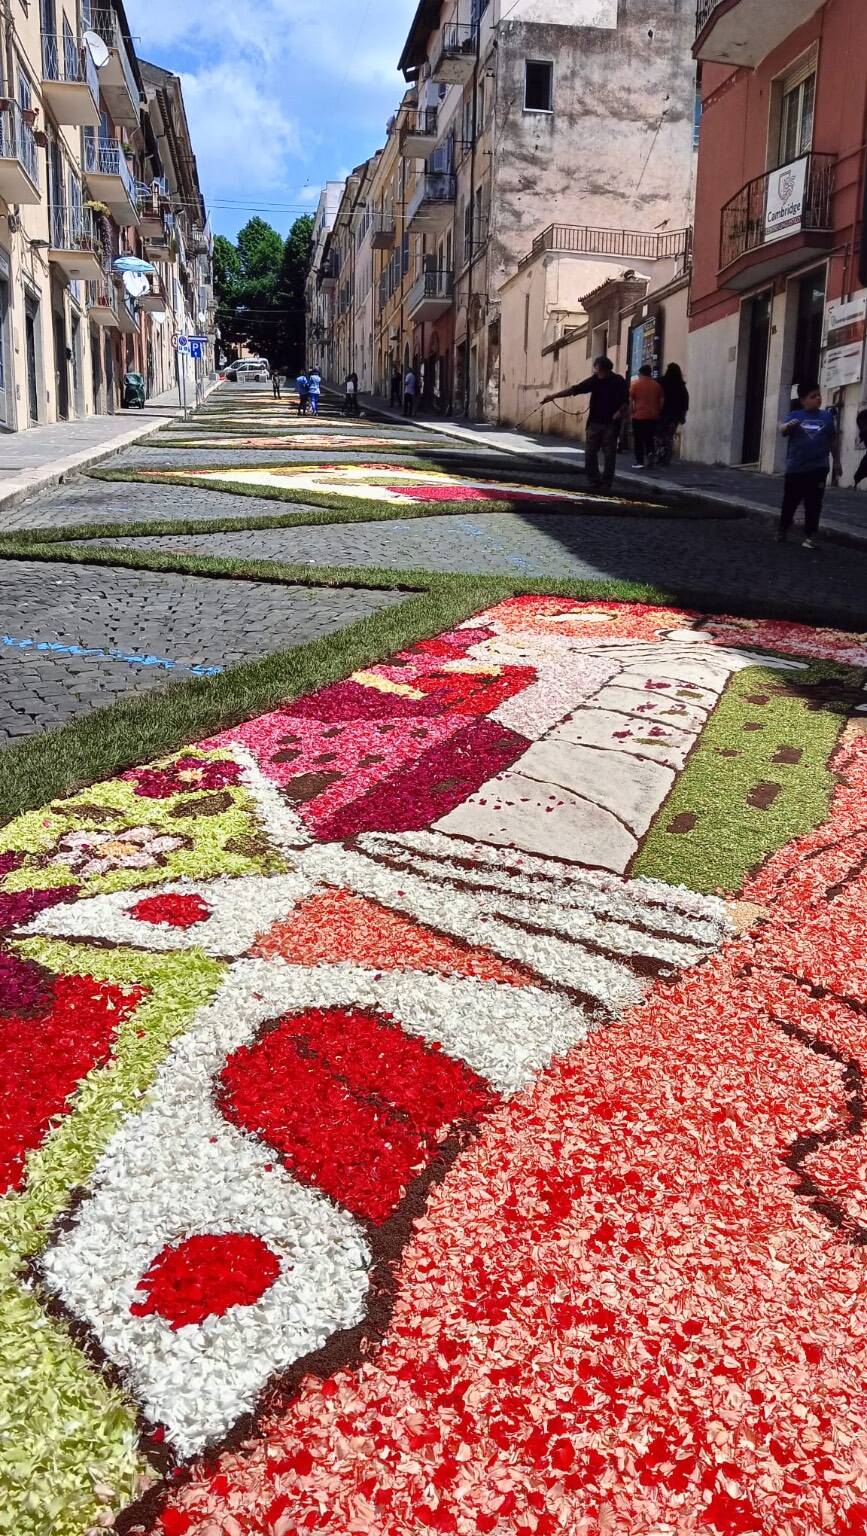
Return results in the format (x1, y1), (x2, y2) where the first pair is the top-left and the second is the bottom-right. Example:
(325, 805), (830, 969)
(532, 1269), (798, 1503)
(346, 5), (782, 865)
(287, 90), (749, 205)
(437, 23), (476, 60)
(408, 267), (454, 314)
(49, 203), (98, 252)
(406, 171), (456, 227)
(370, 209), (395, 248)
(520, 224), (693, 270)
(399, 107), (439, 154)
(41, 31), (100, 101)
(720, 154), (835, 273)
(83, 136), (136, 204)
(0, 100), (39, 190)
(86, 272), (117, 318)
(86, 9), (139, 113)
(695, 0), (720, 31)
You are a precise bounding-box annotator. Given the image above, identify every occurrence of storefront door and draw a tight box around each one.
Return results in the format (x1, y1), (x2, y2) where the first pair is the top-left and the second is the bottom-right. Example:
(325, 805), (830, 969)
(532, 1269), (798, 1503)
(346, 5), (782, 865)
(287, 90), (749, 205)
(741, 290), (771, 464)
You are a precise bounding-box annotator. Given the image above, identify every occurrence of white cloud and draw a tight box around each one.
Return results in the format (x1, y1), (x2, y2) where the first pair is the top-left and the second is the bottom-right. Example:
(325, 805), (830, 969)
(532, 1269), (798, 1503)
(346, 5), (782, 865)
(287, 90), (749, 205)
(127, 0), (416, 234)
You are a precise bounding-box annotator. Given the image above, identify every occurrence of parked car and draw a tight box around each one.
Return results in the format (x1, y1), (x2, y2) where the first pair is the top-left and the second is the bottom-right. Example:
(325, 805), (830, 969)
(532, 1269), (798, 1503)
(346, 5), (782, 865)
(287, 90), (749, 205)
(225, 359), (270, 382)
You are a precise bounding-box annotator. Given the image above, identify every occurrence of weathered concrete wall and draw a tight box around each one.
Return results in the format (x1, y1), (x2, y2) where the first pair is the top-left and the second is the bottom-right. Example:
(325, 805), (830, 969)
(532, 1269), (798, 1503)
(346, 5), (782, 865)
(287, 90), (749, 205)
(684, 310), (739, 466)
(491, 0), (698, 286)
(503, 0), (617, 27)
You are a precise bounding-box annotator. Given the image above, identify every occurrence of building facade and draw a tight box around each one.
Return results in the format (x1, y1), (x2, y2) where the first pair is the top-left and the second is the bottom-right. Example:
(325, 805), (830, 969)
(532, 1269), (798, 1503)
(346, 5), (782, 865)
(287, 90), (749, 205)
(305, 181), (344, 375)
(688, 0), (867, 478)
(0, 1), (212, 434)
(395, 0), (699, 420)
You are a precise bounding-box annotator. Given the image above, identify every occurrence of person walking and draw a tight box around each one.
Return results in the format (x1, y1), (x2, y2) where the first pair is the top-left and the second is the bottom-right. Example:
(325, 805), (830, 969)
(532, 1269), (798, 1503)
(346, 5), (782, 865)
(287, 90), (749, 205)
(390, 366), (402, 409)
(629, 364), (664, 469)
(656, 363), (690, 466)
(344, 371), (360, 416)
(308, 366), (322, 416)
(403, 365), (417, 418)
(271, 364), (282, 400)
(778, 382), (841, 549)
(542, 357), (629, 492)
(296, 368), (310, 416)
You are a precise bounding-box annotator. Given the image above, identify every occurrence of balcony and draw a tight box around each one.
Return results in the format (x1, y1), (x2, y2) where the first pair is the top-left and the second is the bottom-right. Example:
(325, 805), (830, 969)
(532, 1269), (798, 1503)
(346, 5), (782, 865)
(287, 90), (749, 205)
(399, 107), (439, 159)
(115, 287), (138, 332)
(406, 171), (456, 233)
(371, 210), (395, 249)
(431, 23), (477, 84)
(522, 224), (693, 268)
(48, 205), (102, 281)
(83, 137), (139, 227)
(318, 253), (339, 292)
(40, 32), (100, 127)
(138, 274), (167, 313)
(408, 267), (454, 322)
(0, 101), (40, 205)
(695, 0), (826, 66)
(719, 153), (835, 289)
(86, 273), (119, 327)
(85, 9), (140, 127)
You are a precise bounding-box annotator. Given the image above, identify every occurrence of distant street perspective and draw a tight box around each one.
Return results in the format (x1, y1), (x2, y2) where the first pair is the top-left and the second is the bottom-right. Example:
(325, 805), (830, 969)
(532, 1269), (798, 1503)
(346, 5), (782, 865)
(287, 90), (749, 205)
(2, 5), (867, 1536)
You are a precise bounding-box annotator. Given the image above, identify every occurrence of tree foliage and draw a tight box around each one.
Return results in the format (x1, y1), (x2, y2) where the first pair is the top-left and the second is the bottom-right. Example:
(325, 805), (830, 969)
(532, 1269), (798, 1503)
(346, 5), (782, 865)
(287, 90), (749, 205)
(214, 215), (313, 370)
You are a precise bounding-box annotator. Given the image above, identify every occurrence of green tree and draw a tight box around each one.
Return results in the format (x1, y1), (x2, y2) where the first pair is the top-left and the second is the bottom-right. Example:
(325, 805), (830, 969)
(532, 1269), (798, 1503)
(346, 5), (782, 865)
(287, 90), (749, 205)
(276, 214), (313, 372)
(214, 216), (312, 367)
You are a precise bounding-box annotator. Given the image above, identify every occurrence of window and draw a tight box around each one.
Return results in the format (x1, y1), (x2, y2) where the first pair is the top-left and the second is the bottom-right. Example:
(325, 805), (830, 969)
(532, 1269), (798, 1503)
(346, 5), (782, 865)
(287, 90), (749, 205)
(779, 70), (815, 164)
(524, 60), (553, 114)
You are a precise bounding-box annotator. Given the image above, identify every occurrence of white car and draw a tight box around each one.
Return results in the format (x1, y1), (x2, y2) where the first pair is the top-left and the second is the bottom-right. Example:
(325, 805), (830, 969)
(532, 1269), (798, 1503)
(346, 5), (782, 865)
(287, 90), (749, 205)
(226, 359), (271, 382)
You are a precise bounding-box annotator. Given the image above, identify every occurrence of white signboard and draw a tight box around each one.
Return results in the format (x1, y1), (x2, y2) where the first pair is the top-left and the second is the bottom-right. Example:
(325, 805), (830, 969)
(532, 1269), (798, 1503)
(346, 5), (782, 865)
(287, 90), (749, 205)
(764, 156), (808, 246)
(821, 295), (867, 391)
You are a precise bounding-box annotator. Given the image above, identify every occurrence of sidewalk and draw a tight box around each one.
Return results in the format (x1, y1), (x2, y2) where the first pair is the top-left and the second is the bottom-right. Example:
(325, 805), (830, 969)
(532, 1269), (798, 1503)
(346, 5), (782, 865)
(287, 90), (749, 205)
(0, 379), (219, 526)
(360, 392), (867, 549)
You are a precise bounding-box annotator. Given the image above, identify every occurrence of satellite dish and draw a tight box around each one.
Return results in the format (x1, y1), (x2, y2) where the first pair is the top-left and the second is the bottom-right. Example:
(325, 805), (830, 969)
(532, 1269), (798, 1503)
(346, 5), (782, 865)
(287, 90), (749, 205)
(123, 270), (150, 299)
(83, 30), (111, 69)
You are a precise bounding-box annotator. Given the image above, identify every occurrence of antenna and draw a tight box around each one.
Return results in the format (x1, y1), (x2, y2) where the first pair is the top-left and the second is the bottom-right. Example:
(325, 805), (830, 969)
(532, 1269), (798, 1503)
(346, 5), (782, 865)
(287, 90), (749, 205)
(83, 30), (111, 70)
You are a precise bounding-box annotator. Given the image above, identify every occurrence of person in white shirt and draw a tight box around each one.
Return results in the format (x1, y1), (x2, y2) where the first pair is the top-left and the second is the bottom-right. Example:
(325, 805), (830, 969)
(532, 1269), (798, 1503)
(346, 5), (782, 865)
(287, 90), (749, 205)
(403, 367), (417, 418)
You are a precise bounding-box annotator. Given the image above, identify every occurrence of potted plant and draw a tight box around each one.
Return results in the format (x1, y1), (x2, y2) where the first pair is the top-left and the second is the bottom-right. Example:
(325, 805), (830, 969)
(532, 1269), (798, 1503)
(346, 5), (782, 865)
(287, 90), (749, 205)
(83, 199), (110, 216)
(21, 106), (38, 125)
(33, 129), (48, 147)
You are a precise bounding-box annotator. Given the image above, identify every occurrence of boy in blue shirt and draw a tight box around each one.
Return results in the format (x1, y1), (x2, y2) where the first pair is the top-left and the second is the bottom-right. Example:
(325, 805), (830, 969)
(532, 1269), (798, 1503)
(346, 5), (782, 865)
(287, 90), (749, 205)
(778, 383), (840, 549)
(296, 370), (310, 416)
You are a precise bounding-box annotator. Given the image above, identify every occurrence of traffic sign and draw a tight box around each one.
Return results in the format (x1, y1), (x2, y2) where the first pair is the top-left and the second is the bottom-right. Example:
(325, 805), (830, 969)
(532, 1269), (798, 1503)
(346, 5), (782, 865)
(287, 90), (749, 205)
(190, 340), (203, 361)
(176, 335), (190, 355)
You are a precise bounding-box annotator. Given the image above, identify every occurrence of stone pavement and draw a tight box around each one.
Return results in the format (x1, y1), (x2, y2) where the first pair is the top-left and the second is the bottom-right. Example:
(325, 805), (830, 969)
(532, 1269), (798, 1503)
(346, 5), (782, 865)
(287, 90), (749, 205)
(0, 378), (219, 526)
(2, 381), (866, 752)
(0, 558), (405, 745)
(359, 392), (867, 548)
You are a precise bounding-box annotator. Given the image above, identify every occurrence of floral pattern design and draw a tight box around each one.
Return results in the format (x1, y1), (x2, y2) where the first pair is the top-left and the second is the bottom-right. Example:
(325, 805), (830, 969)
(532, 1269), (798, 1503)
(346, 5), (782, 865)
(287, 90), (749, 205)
(1, 598), (867, 1536)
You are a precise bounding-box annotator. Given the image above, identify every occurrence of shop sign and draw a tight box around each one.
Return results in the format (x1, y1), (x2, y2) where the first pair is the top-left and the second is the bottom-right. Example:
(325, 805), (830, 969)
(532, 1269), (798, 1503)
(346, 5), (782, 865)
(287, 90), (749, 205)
(821, 295), (867, 391)
(764, 156), (808, 245)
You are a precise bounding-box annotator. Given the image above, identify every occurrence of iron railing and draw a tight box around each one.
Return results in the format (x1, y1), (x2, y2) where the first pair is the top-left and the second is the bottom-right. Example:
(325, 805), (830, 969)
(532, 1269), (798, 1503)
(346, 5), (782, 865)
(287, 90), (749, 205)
(83, 136), (137, 206)
(523, 224), (693, 268)
(437, 23), (477, 59)
(371, 209), (395, 240)
(406, 171), (456, 225)
(86, 271), (117, 314)
(408, 268), (454, 312)
(49, 203), (98, 252)
(41, 31), (100, 106)
(719, 153), (835, 272)
(86, 9), (139, 108)
(0, 101), (39, 188)
(695, 0), (722, 33)
(399, 107), (438, 150)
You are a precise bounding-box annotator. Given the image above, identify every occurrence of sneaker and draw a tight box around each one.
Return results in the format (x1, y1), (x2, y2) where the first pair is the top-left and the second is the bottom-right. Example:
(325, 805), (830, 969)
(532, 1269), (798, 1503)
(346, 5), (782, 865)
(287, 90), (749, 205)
(631, 462), (644, 470)
(802, 538), (818, 550)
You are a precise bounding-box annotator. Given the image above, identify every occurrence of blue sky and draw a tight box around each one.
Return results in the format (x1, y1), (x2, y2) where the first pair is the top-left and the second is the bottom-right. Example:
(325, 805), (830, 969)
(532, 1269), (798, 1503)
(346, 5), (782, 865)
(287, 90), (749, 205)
(127, 0), (418, 240)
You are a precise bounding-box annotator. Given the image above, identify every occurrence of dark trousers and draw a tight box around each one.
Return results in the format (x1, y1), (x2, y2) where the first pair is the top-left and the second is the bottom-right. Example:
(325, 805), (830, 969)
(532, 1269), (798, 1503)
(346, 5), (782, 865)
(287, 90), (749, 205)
(780, 470), (827, 537)
(403, 394), (415, 417)
(390, 383), (401, 407)
(632, 419), (658, 465)
(855, 451), (867, 487)
(655, 419), (679, 465)
(585, 421), (619, 489)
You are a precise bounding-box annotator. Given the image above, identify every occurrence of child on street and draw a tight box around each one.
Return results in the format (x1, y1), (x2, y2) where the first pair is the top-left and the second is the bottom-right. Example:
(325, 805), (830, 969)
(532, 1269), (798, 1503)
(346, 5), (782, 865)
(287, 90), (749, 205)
(778, 383), (841, 549)
(296, 370), (310, 416)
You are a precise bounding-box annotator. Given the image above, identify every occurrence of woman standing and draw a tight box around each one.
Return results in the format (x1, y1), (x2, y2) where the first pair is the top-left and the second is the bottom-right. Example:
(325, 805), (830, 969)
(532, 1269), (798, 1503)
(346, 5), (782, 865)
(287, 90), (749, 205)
(656, 364), (690, 466)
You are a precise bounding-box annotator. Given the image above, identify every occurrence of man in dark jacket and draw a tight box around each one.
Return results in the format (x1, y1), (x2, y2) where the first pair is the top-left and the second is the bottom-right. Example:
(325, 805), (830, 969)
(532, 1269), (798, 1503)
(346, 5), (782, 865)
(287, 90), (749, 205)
(543, 357), (629, 491)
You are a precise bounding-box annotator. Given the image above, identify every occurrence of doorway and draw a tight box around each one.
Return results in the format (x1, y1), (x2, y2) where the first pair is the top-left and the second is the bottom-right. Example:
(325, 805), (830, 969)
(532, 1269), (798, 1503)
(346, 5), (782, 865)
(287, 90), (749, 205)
(71, 314), (84, 416)
(791, 268), (826, 400)
(0, 274), (11, 429)
(25, 297), (40, 424)
(741, 290), (771, 464)
(90, 322), (103, 413)
(53, 306), (69, 420)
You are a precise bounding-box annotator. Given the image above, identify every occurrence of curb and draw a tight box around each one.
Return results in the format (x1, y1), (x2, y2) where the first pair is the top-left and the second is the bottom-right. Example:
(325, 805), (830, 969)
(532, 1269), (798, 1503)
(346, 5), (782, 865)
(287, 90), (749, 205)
(358, 394), (867, 552)
(0, 380), (221, 521)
